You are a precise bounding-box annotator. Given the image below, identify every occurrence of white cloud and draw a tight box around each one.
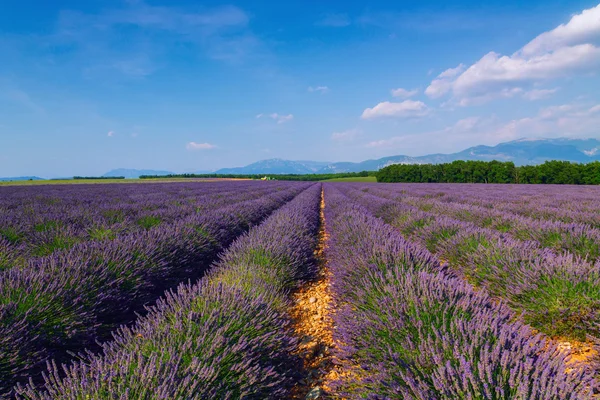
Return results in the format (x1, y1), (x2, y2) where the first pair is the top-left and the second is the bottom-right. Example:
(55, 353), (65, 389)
(425, 64), (466, 98)
(257, 113), (294, 124)
(107, 131), (114, 137)
(308, 86), (330, 94)
(468, 103), (600, 142)
(522, 88), (558, 101)
(364, 116), (493, 149)
(425, 4), (600, 105)
(365, 137), (406, 148)
(453, 116), (482, 131)
(274, 114), (293, 124)
(491, 103), (600, 141)
(362, 101), (600, 156)
(456, 87), (524, 106)
(390, 87), (418, 98)
(439, 64), (467, 79)
(361, 100), (429, 119)
(520, 5), (600, 57)
(186, 142), (216, 150)
(331, 128), (361, 142)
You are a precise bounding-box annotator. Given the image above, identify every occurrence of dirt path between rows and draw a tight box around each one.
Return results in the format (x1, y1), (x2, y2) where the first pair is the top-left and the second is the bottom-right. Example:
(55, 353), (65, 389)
(289, 188), (338, 399)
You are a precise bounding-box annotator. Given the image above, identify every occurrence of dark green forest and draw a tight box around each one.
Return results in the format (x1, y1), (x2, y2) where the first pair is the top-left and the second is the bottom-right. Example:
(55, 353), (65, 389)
(376, 160), (600, 185)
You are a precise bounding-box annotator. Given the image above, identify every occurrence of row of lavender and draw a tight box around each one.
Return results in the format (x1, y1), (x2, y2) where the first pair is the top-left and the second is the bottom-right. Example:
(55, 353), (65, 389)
(348, 184), (600, 263)
(323, 184), (595, 398)
(0, 182), (277, 265)
(371, 183), (600, 227)
(379, 182), (600, 211)
(0, 181), (309, 395)
(337, 183), (600, 343)
(15, 184), (321, 398)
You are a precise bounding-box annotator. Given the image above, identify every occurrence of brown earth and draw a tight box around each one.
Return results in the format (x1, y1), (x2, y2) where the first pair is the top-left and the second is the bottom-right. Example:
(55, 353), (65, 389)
(289, 188), (337, 399)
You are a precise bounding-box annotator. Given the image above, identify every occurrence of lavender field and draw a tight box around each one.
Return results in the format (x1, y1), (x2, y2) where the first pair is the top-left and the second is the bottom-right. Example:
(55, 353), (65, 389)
(2, 180), (600, 398)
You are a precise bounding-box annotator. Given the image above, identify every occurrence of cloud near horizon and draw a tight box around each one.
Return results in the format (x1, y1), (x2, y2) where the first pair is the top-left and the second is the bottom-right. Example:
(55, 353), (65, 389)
(186, 142), (217, 150)
(364, 102), (600, 152)
(331, 128), (360, 142)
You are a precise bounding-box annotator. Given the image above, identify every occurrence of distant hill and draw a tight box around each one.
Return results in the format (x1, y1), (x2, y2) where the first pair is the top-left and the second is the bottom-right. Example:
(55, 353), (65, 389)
(207, 138), (600, 174)
(216, 159), (331, 175)
(0, 176), (44, 182)
(98, 138), (600, 176)
(102, 169), (174, 179)
(317, 138), (600, 173)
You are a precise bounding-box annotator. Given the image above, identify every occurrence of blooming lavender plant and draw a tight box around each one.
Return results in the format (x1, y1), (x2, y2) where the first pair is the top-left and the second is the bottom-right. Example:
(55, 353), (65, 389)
(323, 184), (596, 399)
(336, 182), (600, 342)
(15, 184), (322, 399)
(0, 181), (308, 394)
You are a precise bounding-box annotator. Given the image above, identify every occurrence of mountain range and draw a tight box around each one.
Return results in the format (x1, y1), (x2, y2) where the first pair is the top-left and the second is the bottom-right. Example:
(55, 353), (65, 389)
(102, 168), (175, 179)
(0, 176), (44, 182)
(212, 138), (600, 175)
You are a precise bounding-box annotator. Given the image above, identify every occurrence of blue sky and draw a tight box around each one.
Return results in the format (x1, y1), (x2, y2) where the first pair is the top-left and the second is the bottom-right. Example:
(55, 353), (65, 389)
(1, 0), (600, 177)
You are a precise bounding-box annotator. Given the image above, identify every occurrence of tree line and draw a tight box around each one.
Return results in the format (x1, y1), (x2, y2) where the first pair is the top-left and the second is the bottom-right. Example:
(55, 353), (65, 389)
(376, 160), (600, 185)
(139, 171), (376, 181)
(73, 176), (125, 180)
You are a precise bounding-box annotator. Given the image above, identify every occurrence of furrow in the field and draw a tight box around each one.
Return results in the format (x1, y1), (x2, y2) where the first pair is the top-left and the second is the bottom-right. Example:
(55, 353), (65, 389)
(288, 187), (339, 399)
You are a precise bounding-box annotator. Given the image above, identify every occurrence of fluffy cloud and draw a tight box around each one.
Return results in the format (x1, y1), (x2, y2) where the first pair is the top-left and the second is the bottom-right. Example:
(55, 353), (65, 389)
(425, 4), (600, 105)
(390, 87), (418, 98)
(331, 128), (360, 142)
(520, 6), (600, 57)
(425, 64), (466, 98)
(256, 113), (294, 124)
(361, 100), (428, 119)
(308, 86), (330, 94)
(186, 142), (216, 150)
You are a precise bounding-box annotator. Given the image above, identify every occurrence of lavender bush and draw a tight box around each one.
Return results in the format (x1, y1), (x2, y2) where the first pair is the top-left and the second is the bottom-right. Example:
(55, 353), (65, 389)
(323, 184), (596, 399)
(0, 181), (308, 394)
(336, 183), (600, 342)
(15, 184), (321, 399)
